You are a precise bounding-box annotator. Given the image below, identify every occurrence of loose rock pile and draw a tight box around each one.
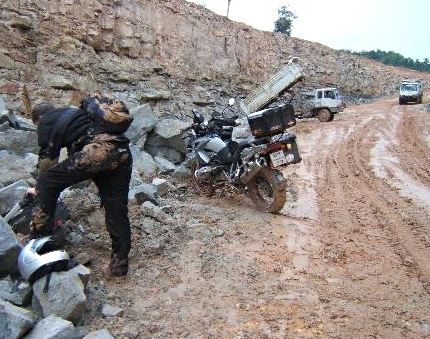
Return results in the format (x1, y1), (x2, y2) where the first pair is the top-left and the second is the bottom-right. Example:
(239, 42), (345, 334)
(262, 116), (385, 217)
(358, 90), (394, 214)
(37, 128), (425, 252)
(0, 99), (195, 338)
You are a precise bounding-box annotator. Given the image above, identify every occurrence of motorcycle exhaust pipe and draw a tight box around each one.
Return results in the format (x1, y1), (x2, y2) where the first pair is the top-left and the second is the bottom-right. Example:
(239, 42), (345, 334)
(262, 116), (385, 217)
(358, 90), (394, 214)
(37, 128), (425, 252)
(240, 160), (263, 184)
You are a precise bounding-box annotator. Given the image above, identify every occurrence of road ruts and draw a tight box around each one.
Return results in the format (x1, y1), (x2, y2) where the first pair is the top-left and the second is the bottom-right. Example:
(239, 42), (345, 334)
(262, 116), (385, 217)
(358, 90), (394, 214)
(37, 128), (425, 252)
(310, 99), (430, 338)
(396, 105), (430, 186)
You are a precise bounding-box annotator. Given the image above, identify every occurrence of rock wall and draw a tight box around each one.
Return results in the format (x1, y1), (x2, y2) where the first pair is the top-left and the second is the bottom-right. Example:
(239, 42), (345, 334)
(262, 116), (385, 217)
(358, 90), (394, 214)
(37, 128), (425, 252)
(0, 0), (428, 116)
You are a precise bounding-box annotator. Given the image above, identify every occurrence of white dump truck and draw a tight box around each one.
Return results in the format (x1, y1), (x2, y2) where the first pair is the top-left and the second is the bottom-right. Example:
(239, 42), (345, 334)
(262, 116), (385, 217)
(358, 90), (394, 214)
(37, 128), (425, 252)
(240, 57), (305, 114)
(240, 58), (342, 122)
(296, 87), (344, 122)
(399, 80), (423, 105)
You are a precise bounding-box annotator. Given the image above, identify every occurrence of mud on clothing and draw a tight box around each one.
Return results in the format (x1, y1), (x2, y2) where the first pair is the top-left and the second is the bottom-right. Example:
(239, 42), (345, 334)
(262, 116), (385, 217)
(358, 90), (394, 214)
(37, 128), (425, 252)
(32, 102), (133, 259)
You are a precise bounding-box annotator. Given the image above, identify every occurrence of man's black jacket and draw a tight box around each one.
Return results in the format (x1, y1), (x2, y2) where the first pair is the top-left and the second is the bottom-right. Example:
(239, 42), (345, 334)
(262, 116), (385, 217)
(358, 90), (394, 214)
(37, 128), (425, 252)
(37, 107), (90, 160)
(38, 97), (132, 161)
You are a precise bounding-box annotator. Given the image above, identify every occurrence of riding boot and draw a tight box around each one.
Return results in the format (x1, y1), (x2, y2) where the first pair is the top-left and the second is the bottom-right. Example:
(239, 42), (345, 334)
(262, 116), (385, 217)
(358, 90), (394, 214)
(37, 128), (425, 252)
(109, 253), (129, 276)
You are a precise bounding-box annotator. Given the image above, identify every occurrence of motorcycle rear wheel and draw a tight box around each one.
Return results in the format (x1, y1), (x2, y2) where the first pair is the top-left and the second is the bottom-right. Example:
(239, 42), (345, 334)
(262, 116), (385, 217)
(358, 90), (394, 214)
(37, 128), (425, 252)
(190, 160), (215, 197)
(247, 168), (286, 213)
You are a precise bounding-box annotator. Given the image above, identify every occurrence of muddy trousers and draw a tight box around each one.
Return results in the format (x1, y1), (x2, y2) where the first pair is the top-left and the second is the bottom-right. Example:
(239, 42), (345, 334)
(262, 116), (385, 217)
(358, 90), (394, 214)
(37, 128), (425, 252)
(31, 139), (132, 259)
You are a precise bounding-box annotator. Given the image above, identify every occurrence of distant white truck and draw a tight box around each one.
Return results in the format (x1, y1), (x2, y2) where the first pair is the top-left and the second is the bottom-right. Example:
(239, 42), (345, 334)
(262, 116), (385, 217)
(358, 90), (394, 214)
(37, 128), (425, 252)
(399, 80), (423, 105)
(296, 87), (344, 122)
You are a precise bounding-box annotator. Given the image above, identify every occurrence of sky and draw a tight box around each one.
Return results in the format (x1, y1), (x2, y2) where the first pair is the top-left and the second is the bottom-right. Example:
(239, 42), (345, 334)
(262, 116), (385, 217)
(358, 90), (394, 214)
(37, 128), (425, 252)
(187, 0), (429, 61)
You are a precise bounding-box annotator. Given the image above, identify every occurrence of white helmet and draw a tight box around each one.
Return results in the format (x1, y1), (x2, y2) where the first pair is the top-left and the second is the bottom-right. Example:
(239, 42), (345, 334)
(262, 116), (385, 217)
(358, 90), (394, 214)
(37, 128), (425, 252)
(18, 237), (70, 283)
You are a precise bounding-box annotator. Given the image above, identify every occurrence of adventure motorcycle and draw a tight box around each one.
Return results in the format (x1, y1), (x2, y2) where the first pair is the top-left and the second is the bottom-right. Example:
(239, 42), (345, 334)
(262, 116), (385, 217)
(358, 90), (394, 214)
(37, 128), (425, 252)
(184, 100), (301, 213)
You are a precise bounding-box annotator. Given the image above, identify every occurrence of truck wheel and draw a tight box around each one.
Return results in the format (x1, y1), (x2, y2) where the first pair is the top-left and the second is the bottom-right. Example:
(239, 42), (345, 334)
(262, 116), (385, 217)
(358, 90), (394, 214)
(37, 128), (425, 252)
(317, 108), (333, 122)
(399, 99), (404, 105)
(418, 96), (423, 104)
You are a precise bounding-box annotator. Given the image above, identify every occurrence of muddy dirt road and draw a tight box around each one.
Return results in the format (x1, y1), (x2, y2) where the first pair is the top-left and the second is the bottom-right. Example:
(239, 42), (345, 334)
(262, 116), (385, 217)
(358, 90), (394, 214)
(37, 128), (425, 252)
(72, 97), (430, 338)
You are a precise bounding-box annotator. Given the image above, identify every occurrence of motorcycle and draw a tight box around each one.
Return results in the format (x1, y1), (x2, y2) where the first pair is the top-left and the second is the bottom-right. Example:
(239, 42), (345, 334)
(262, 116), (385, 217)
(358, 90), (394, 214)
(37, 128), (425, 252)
(184, 99), (301, 213)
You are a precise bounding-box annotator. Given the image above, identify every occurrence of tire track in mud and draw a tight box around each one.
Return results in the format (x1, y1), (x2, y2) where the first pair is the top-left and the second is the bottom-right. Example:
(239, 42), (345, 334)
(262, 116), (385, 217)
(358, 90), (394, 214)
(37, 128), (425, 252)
(350, 119), (430, 283)
(313, 103), (430, 337)
(396, 106), (430, 186)
(331, 114), (430, 284)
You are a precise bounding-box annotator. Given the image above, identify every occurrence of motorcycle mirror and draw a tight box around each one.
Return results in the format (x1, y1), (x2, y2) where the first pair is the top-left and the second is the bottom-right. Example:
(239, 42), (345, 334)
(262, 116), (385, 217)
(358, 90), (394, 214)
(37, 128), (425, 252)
(228, 98), (235, 106)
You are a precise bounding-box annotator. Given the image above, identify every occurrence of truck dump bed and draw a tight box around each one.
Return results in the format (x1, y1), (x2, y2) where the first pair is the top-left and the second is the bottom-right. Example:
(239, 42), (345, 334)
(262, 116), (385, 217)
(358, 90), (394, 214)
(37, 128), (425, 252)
(240, 58), (305, 114)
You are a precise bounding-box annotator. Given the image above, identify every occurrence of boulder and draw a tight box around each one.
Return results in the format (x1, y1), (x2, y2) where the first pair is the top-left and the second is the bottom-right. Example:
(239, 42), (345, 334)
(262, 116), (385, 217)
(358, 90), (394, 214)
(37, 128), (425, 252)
(0, 97), (5, 113)
(0, 130), (38, 156)
(0, 276), (32, 306)
(140, 89), (171, 101)
(101, 303), (123, 317)
(154, 156), (176, 174)
(172, 165), (192, 181)
(83, 329), (115, 339)
(190, 85), (215, 106)
(0, 152), (37, 187)
(0, 122), (9, 132)
(0, 298), (35, 339)
(121, 324), (139, 338)
(0, 53), (15, 70)
(128, 184), (159, 206)
(130, 146), (158, 179)
(0, 180), (29, 215)
(141, 201), (174, 225)
(145, 119), (190, 157)
(73, 326), (91, 339)
(152, 178), (169, 197)
(25, 315), (75, 339)
(68, 264), (91, 288)
(153, 118), (190, 140)
(41, 74), (76, 90)
(130, 168), (144, 188)
(2, 111), (36, 132)
(32, 270), (86, 324)
(0, 217), (20, 279)
(144, 118), (191, 164)
(145, 142), (184, 164)
(125, 103), (158, 143)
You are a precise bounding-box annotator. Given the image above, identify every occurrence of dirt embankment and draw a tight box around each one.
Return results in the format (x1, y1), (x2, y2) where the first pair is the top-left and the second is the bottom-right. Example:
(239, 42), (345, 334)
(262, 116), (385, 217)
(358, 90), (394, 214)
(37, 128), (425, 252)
(63, 96), (430, 338)
(1, 0), (429, 116)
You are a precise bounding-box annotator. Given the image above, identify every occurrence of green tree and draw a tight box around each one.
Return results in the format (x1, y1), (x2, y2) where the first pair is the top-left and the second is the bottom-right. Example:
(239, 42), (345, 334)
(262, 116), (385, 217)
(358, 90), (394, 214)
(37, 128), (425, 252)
(342, 49), (430, 73)
(274, 5), (297, 36)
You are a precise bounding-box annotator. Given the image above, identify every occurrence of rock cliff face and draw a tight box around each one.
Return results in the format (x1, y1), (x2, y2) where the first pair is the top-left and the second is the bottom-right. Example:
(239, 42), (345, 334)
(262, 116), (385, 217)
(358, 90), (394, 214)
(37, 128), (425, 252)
(0, 0), (428, 115)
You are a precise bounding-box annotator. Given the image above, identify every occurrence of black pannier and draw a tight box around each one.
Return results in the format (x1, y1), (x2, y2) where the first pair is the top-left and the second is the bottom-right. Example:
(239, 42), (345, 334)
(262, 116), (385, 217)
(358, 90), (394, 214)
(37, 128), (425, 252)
(247, 104), (296, 137)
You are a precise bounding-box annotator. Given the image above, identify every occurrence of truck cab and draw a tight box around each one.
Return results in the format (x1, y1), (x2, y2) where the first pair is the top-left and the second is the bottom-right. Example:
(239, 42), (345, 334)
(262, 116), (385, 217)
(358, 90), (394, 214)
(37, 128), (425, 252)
(399, 80), (423, 105)
(301, 87), (343, 122)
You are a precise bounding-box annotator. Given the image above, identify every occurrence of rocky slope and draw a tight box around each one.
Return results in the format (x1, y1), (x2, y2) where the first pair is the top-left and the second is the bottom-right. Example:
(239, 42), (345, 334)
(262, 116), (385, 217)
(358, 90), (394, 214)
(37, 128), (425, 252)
(0, 0), (429, 117)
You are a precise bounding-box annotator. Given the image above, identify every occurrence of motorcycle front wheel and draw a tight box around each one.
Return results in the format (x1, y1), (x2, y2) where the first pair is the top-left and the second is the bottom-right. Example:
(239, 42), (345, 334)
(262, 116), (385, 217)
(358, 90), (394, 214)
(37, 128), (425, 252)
(190, 160), (215, 197)
(247, 168), (286, 213)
